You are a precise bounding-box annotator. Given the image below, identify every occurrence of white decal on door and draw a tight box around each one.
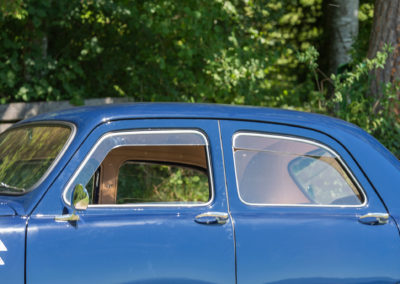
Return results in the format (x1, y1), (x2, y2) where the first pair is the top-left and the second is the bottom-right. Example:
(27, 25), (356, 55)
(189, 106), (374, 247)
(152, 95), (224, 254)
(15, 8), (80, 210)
(0, 240), (7, 265)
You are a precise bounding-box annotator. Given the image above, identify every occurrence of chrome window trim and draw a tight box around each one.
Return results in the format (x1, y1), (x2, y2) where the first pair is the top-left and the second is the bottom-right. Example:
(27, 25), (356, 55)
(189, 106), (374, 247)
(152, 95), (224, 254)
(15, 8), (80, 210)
(63, 129), (214, 208)
(232, 132), (368, 208)
(0, 121), (76, 194)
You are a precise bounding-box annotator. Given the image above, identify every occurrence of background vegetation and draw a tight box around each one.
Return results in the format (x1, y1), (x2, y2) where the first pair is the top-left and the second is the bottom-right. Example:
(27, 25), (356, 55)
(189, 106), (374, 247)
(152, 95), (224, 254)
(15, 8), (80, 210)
(0, 0), (399, 157)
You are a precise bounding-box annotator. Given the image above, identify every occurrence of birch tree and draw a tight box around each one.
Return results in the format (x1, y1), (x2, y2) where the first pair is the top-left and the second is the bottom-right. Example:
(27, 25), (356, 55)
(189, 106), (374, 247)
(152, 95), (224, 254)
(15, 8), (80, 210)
(320, 0), (359, 78)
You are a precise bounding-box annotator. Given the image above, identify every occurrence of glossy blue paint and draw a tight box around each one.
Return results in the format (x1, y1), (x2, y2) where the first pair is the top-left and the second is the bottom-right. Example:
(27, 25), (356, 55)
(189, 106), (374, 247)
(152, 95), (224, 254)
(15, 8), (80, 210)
(220, 120), (400, 283)
(0, 103), (398, 283)
(0, 202), (16, 216)
(0, 216), (26, 284)
(28, 212), (234, 284)
(27, 119), (235, 284)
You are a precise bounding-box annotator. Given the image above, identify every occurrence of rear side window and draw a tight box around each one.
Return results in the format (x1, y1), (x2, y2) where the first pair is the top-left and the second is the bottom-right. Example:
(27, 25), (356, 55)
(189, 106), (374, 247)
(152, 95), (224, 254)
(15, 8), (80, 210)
(233, 133), (365, 206)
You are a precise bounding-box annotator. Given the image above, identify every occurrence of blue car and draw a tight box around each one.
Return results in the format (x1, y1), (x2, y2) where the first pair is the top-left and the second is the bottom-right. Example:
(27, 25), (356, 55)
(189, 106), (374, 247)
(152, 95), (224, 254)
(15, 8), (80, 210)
(0, 103), (399, 284)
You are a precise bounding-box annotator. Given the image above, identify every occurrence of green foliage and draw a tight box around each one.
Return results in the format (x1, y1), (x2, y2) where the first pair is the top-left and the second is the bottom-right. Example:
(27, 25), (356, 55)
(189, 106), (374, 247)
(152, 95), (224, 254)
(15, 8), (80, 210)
(297, 46), (319, 71)
(298, 45), (400, 158)
(331, 44), (393, 104)
(0, 0), (27, 19)
(1, 0), (397, 157)
(117, 163), (209, 203)
(0, 0), (322, 105)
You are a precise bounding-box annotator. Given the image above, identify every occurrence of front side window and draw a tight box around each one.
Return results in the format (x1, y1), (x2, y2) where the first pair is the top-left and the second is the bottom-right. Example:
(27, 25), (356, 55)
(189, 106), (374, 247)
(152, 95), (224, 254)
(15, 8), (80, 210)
(66, 130), (212, 206)
(0, 124), (72, 194)
(117, 161), (209, 204)
(233, 132), (365, 206)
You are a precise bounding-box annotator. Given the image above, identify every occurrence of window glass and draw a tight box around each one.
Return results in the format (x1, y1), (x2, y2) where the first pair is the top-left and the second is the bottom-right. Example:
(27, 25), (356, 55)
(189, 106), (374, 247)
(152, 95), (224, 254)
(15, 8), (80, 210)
(66, 130), (212, 206)
(233, 133), (364, 206)
(0, 124), (71, 194)
(117, 162), (209, 204)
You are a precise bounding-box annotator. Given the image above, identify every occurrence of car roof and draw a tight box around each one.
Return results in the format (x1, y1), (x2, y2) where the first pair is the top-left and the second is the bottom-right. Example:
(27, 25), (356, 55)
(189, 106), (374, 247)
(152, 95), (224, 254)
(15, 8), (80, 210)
(21, 102), (359, 134)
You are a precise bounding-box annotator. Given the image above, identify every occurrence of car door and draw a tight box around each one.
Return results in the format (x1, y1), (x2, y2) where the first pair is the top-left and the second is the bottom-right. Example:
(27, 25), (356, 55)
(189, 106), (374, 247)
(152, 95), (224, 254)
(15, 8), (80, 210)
(220, 120), (400, 283)
(26, 119), (235, 284)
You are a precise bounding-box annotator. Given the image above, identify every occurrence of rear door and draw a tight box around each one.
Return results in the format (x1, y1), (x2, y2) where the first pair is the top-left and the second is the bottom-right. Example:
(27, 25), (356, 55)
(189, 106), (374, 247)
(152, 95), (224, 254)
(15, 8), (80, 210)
(221, 120), (400, 283)
(27, 119), (235, 284)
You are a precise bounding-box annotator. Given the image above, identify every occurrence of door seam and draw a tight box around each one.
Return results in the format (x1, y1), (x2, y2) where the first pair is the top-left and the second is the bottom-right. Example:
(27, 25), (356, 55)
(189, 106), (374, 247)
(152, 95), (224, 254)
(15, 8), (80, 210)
(218, 120), (237, 284)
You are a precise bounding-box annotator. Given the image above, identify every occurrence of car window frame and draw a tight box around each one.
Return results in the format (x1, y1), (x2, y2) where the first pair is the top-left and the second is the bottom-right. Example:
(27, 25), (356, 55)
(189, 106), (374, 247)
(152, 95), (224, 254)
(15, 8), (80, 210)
(63, 129), (214, 208)
(232, 131), (368, 208)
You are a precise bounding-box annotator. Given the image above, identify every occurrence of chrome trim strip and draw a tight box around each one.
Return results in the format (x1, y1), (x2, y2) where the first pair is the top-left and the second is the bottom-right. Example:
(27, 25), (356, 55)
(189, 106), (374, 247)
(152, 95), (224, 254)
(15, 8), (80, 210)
(63, 129), (214, 208)
(232, 132), (368, 208)
(1, 121), (76, 194)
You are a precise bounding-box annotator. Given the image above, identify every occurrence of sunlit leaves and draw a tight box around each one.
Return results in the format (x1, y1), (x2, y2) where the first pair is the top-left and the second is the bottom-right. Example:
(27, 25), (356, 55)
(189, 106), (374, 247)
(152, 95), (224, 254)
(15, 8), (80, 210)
(298, 43), (400, 158)
(0, 0), (322, 105)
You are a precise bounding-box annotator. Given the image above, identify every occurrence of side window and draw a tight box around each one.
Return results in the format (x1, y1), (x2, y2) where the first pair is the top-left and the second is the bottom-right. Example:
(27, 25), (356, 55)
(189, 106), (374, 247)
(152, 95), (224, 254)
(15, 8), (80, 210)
(117, 160), (209, 204)
(65, 131), (212, 206)
(233, 132), (365, 206)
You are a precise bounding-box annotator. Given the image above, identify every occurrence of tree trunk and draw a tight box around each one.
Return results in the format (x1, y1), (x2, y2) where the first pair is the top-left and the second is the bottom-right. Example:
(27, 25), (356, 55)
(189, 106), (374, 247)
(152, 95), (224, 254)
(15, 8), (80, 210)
(320, 0), (359, 80)
(367, 0), (400, 113)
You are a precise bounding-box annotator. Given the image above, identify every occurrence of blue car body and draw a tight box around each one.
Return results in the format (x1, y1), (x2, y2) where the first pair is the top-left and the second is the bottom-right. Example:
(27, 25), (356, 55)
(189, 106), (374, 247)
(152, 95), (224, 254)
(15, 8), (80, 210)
(0, 103), (399, 283)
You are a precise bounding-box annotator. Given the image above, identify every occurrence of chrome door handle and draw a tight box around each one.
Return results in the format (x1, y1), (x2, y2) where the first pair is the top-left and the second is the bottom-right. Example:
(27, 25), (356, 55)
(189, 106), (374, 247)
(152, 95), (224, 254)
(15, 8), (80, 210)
(195, 212), (229, 225)
(359, 213), (389, 225)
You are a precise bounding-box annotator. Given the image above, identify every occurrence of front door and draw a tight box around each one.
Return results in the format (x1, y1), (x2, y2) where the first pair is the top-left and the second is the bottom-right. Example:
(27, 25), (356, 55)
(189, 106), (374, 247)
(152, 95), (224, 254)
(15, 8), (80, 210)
(0, 215), (25, 284)
(221, 120), (400, 283)
(26, 119), (235, 284)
